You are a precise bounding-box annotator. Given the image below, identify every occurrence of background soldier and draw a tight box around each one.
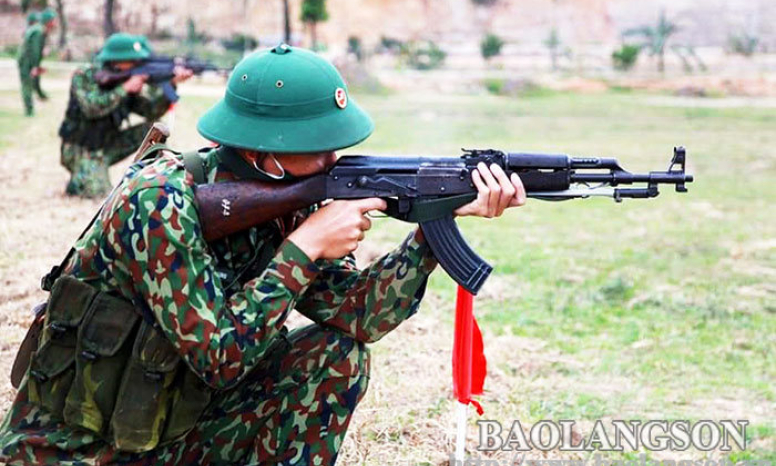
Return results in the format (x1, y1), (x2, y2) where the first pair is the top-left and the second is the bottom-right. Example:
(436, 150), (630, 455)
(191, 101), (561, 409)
(17, 8), (56, 116)
(58, 32), (192, 198)
(0, 45), (525, 465)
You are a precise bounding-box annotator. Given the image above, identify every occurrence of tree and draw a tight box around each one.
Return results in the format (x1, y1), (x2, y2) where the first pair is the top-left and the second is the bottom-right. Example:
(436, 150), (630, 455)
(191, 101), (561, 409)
(55, 0), (67, 49)
(480, 33), (504, 61)
(623, 10), (678, 73)
(612, 44), (640, 71)
(103, 0), (116, 37)
(282, 0), (291, 44)
(300, 0), (328, 49)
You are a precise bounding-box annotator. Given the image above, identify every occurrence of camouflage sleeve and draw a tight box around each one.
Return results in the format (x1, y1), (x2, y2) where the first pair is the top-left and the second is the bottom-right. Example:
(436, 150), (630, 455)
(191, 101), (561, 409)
(72, 70), (128, 119)
(129, 84), (171, 120)
(112, 186), (320, 389)
(293, 229), (438, 343)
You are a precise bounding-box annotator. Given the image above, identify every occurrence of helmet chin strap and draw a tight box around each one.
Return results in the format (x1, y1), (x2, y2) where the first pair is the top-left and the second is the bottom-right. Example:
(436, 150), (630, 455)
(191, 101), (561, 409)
(251, 153), (286, 180)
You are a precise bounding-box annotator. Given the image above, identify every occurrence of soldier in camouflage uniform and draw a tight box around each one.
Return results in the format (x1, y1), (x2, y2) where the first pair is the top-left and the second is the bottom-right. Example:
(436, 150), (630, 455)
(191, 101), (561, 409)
(0, 45), (526, 465)
(17, 8), (55, 116)
(59, 33), (193, 198)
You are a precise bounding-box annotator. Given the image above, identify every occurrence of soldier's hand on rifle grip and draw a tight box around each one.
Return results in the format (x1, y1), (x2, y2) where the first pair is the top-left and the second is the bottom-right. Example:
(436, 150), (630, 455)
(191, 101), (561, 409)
(122, 74), (147, 94)
(172, 66), (194, 85)
(286, 198), (387, 261)
(455, 163), (526, 218)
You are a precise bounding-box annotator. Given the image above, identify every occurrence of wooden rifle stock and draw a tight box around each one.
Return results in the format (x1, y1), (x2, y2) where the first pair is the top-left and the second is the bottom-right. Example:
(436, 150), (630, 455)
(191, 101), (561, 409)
(194, 175), (327, 242)
(133, 122), (170, 162)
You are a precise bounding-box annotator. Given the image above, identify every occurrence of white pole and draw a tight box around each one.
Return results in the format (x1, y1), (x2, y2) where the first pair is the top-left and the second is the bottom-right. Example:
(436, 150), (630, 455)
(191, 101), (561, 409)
(455, 401), (468, 463)
(165, 104), (176, 133)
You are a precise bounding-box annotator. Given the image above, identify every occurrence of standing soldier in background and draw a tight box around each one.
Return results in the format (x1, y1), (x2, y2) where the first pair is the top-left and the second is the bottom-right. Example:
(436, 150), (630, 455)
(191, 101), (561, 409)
(17, 8), (56, 116)
(58, 32), (192, 198)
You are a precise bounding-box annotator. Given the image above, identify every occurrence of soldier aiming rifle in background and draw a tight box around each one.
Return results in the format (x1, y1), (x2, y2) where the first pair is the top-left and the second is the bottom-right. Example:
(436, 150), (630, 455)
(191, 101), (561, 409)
(58, 32), (194, 198)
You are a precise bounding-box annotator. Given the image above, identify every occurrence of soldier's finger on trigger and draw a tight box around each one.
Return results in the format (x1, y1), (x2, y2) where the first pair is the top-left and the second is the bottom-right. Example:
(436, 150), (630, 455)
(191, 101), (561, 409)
(361, 215), (372, 231)
(357, 197), (386, 214)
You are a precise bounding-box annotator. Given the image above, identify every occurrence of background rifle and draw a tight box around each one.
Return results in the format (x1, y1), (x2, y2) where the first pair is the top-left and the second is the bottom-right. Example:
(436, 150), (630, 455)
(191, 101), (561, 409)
(194, 147), (694, 294)
(94, 55), (231, 102)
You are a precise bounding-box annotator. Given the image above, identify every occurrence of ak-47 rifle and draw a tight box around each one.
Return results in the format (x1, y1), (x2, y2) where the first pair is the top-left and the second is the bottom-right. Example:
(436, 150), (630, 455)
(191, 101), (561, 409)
(94, 55), (231, 103)
(194, 147), (694, 294)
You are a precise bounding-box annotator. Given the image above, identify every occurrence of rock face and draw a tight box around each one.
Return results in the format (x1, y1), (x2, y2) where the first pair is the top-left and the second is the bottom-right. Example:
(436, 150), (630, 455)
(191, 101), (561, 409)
(0, 0), (774, 57)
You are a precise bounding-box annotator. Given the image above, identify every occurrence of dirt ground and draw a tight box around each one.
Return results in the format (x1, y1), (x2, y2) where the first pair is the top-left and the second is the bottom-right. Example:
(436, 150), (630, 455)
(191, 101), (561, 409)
(0, 65), (773, 465)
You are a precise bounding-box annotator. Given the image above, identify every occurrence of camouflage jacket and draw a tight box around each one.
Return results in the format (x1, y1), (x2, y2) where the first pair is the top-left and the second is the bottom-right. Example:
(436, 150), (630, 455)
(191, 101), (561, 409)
(58, 65), (171, 150)
(17, 24), (44, 70)
(0, 147), (437, 460)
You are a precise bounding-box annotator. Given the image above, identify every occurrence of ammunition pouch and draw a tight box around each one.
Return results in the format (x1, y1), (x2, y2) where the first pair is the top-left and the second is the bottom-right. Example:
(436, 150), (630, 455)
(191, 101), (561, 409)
(58, 91), (133, 151)
(25, 276), (212, 452)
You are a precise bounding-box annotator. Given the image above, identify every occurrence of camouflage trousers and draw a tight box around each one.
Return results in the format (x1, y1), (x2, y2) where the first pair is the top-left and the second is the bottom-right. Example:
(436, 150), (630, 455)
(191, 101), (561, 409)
(0, 324), (369, 466)
(62, 122), (151, 198)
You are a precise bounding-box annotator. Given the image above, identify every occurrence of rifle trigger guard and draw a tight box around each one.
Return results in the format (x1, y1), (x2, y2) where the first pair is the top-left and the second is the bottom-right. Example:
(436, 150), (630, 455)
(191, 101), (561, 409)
(383, 193), (477, 223)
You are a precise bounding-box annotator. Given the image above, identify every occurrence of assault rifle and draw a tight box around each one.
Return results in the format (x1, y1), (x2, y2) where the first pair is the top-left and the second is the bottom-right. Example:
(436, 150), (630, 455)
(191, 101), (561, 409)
(194, 147), (694, 294)
(94, 55), (231, 103)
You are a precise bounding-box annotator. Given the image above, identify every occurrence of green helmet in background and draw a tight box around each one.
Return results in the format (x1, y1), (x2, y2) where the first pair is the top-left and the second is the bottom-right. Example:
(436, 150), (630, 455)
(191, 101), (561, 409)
(39, 7), (56, 24)
(95, 33), (151, 63)
(197, 44), (374, 153)
(26, 11), (40, 25)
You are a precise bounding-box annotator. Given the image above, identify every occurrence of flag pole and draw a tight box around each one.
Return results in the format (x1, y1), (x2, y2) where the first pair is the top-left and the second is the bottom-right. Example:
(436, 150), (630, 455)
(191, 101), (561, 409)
(455, 401), (468, 462)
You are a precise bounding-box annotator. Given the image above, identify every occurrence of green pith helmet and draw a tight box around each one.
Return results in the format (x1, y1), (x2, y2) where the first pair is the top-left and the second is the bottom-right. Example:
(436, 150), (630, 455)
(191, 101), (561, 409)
(40, 7), (56, 23)
(96, 33), (151, 63)
(26, 11), (40, 25)
(197, 44), (374, 153)
(136, 35), (153, 55)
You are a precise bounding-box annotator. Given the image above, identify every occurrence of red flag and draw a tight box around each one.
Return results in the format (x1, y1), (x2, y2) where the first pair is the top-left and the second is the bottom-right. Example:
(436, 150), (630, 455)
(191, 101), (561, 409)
(452, 285), (486, 415)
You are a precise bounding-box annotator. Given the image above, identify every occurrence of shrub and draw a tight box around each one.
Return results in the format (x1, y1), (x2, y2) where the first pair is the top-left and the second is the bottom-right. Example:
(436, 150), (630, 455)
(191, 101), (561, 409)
(612, 44), (641, 71)
(480, 33), (504, 60)
(400, 41), (446, 70)
(221, 33), (258, 53)
(348, 36), (363, 61)
(378, 36), (404, 54)
(728, 32), (759, 57)
(300, 0), (328, 23)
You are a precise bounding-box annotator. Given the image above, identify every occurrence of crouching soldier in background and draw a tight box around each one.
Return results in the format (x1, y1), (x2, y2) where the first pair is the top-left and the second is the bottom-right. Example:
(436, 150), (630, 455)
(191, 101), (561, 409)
(58, 32), (192, 198)
(17, 8), (56, 116)
(0, 45), (525, 465)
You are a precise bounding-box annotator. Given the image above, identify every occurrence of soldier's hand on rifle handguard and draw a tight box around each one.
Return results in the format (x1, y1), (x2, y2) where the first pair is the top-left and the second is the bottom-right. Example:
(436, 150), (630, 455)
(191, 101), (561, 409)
(454, 163), (527, 218)
(171, 65), (194, 85)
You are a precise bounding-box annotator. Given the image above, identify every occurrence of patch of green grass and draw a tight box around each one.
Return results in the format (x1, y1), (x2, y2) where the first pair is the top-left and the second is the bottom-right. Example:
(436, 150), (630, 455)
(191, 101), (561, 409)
(356, 89), (775, 425)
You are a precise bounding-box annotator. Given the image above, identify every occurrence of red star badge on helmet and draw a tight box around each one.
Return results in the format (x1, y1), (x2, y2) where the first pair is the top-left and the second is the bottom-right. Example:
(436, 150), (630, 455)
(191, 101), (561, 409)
(335, 88), (348, 109)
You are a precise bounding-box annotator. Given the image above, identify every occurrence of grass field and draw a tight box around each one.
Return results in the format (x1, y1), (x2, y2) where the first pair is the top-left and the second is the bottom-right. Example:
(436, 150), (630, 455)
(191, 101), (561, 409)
(0, 65), (773, 465)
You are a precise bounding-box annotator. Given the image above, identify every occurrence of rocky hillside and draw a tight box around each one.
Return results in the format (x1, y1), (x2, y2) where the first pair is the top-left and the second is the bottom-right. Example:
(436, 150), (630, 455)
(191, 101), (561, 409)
(0, 0), (774, 65)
